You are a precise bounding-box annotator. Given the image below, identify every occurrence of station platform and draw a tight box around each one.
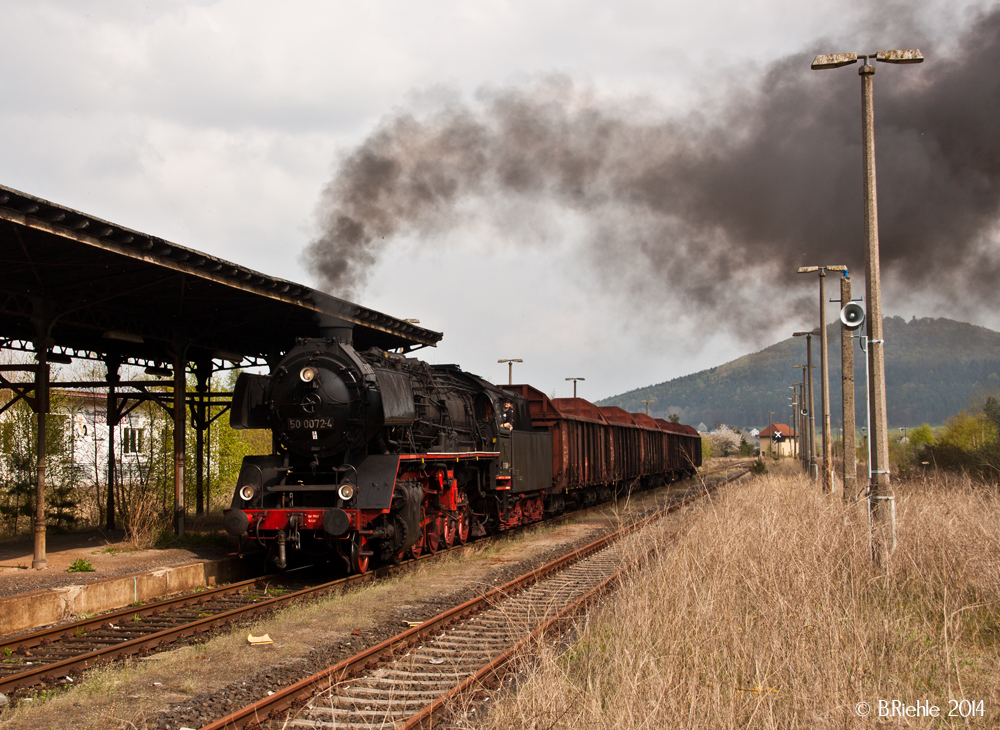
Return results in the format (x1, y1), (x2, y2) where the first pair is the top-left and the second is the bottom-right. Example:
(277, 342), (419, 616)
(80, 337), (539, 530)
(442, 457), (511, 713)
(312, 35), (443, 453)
(0, 528), (252, 637)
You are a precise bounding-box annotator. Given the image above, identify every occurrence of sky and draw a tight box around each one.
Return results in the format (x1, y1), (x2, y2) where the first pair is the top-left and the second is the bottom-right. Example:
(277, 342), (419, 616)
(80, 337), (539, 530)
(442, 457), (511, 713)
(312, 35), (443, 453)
(1, 0), (998, 411)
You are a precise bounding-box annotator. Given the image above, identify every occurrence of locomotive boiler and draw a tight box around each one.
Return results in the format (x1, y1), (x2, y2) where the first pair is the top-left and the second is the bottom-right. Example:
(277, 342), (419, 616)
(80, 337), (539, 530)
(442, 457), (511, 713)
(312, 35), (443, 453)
(223, 325), (701, 574)
(223, 326), (549, 572)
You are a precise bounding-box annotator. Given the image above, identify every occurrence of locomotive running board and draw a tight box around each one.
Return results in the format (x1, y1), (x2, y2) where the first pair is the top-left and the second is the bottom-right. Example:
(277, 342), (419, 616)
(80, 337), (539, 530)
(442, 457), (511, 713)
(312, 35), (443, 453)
(398, 452), (500, 461)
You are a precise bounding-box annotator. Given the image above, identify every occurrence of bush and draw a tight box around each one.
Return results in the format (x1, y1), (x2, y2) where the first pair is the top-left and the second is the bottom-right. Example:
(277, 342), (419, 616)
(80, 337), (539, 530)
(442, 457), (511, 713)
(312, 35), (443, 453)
(908, 423), (934, 451)
(706, 426), (741, 458)
(922, 397), (1000, 478)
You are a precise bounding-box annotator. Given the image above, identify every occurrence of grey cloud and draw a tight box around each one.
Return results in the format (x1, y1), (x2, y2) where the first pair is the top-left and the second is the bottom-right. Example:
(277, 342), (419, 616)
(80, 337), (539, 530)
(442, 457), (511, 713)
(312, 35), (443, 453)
(305, 8), (1000, 334)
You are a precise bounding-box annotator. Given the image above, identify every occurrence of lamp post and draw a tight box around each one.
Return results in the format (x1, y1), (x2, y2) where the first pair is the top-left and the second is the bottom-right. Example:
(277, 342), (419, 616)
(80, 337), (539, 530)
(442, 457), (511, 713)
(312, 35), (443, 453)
(565, 377), (585, 398)
(797, 265), (847, 495)
(640, 398), (655, 416)
(768, 411), (775, 458)
(789, 385), (799, 459)
(794, 365), (808, 472)
(793, 331), (820, 480)
(836, 272), (859, 502)
(498, 358), (523, 386)
(812, 48), (922, 558)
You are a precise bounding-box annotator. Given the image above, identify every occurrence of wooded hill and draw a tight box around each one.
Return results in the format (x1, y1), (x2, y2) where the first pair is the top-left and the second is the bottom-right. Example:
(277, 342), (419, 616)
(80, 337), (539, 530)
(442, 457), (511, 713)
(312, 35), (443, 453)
(600, 317), (1000, 431)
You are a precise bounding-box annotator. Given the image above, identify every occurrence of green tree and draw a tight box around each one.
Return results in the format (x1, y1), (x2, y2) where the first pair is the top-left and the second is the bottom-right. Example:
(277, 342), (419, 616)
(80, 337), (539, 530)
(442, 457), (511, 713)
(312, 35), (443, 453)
(0, 398), (74, 535)
(908, 424), (934, 451)
(940, 412), (996, 451)
(983, 396), (1000, 433)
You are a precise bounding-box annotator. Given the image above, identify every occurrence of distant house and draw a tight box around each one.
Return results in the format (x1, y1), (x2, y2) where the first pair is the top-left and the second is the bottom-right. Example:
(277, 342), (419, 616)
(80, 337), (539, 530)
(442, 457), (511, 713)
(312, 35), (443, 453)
(758, 423), (796, 457)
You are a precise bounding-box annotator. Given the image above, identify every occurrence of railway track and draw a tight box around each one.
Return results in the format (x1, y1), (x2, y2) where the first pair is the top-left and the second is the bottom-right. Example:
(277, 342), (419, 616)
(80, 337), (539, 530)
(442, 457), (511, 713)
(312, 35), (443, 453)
(199, 468), (748, 730)
(0, 476), (708, 699)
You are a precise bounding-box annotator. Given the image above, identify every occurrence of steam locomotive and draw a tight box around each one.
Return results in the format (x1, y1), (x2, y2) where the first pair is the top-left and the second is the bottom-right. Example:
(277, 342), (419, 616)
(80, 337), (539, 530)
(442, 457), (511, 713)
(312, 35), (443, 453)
(223, 328), (701, 573)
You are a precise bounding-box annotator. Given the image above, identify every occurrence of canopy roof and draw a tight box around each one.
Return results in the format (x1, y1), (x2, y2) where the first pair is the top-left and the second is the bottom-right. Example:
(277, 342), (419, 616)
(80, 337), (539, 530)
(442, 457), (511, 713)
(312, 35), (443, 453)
(0, 183), (442, 368)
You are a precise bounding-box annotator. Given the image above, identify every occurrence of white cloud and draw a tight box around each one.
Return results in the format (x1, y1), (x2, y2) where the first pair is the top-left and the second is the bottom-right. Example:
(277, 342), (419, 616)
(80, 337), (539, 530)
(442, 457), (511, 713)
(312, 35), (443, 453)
(0, 0), (994, 407)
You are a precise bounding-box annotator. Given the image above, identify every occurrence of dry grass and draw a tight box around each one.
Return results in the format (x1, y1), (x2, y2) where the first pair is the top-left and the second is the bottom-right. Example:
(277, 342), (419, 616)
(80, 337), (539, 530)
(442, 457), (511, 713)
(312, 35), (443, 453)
(121, 496), (168, 551)
(475, 470), (1000, 728)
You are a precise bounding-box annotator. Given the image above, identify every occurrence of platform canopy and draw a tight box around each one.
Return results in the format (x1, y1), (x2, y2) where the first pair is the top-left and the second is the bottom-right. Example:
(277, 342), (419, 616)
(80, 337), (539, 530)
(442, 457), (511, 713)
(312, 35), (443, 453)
(0, 183), (441, 367)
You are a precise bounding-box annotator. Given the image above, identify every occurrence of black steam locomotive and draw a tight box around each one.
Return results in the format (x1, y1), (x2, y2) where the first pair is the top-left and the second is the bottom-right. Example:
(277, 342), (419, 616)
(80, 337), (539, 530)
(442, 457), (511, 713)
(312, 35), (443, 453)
(223, 328), (700, 573)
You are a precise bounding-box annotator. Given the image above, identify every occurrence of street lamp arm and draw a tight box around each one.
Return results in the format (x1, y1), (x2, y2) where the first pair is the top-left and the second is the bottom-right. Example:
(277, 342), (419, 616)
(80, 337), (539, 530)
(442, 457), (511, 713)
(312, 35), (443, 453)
(812, 50), (922, 70)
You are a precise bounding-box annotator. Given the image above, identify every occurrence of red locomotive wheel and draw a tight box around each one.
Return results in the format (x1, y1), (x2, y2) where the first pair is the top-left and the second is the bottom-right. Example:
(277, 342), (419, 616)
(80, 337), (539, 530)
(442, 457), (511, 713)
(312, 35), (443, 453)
(425, 517), (442, 554)
(349, 534), (370, 574)
(443, 516), (456, 547)
(457, 508), (471, 544)
(409, 538), (424, 559)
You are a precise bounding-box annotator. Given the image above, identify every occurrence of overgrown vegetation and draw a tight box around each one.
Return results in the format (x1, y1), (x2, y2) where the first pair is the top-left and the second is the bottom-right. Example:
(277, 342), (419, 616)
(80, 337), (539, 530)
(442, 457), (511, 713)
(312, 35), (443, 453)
(0, 393), (76, 534)
(476, 467), (1000, 728)
(0, 356), (268, 540)
(67, 558), (95, 573)
(887, 392), (1000, 479)
(702, 425), (754, 459)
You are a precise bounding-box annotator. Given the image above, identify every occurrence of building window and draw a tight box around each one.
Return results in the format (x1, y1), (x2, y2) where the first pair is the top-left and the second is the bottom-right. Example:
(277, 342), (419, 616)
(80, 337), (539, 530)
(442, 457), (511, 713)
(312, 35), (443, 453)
(123, 427), (144, 454)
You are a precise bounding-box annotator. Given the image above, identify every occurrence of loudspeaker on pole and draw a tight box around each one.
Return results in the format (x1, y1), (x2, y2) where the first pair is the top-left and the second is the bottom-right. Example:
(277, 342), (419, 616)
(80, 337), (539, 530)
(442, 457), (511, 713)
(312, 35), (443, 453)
(840, 302), (866, 330)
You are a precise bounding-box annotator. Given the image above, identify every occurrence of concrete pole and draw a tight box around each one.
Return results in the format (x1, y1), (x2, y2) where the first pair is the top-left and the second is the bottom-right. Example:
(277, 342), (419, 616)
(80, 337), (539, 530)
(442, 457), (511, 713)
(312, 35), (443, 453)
(32, 352), (49, 569)
(790, 391), (798, 459)
(793, 387), (800, 459)
(768, 411), (774, 458)
(798, 367), (808, 472)
(806, 335), (817, 480)
(860, 61), (892, 557)
(819, 271), (833, 494)
(841, 275), (857, 501)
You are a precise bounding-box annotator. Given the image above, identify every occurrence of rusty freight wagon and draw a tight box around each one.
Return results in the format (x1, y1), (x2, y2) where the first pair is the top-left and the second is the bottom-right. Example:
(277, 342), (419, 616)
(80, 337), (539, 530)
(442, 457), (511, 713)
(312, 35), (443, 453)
(503, 385), (701, 514)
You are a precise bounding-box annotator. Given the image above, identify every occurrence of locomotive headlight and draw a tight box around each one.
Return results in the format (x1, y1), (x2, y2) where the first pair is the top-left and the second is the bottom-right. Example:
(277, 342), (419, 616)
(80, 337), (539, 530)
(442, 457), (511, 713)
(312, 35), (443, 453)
(299, 366), (317, 383)
(239, 485), (257, 502)
(337, 483), (356, 501)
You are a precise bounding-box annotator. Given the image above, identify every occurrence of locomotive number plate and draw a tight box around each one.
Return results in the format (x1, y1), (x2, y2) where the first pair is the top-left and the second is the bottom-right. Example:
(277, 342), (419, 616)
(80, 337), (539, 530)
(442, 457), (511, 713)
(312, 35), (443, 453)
(287, 418), (333, 430)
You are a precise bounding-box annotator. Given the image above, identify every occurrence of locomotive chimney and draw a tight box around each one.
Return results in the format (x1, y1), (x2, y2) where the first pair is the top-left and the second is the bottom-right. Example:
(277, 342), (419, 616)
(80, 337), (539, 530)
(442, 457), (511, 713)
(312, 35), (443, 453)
(317, 314), (354, 344)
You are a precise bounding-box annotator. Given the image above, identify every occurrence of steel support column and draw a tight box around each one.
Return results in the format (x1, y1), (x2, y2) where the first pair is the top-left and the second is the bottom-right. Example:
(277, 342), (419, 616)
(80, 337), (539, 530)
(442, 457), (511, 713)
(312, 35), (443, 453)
(194, 360), (211, 516)
(171, 350), (186, 537)
(31, 349), (49, 569)
(105, 356), (121, 531)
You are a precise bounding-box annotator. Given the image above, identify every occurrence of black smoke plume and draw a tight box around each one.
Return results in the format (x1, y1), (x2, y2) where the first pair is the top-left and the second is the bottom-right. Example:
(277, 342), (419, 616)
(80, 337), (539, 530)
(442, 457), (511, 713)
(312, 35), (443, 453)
(305, 7), (1000, 333)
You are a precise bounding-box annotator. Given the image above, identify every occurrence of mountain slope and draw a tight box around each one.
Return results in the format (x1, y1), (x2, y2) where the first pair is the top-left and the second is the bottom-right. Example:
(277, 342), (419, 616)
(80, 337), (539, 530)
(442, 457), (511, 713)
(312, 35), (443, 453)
(599, 317), (1000, 429)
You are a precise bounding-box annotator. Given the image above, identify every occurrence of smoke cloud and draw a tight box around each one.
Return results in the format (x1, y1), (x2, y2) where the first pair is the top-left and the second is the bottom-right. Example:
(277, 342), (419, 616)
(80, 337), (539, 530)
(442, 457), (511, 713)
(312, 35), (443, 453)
(305, 7), (1000, 333)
